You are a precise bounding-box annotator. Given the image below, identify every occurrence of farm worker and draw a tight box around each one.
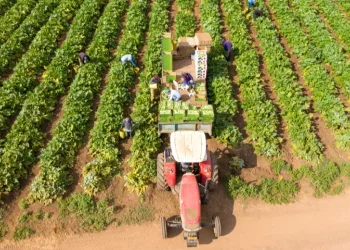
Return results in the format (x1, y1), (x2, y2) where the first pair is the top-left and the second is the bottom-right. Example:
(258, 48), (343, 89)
(118, 54), (138, 67)
(181, 72), (194, 88)
(149, 74), (160, 102)
(221, 39), (233, 61)
(167, 89), (182, 102)
(121, 116), (133, 139)
(248, 0), (256, 8)
(253, 9), (264, 20)
(149, 74), (160, 84)
(78, 52), (90, 65)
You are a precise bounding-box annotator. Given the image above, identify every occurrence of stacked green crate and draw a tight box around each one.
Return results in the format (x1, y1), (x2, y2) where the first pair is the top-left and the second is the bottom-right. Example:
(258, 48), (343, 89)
(162, 54), (172, 70)
(186, 109), (200, 121)
(201, 105), (214, 122)
(159, 109), (172, 122)
(162, 37), (172, 52)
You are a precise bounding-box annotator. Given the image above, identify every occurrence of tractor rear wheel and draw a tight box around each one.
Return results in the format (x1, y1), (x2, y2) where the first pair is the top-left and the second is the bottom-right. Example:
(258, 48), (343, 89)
(157, 153), (169, 191)
(209, 153), (219, 191)
(161, 217), (167, 239)
(212, 215), (221, 238)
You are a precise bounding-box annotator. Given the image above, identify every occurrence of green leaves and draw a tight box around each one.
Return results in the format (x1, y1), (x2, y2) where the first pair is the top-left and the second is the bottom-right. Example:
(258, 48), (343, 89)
(252, 2), (322, 161)
(0, 0), (38, 45)
(175, 12), (196, 38)
(29, 0), (128, 203)
(200, 0), (242, 147)
(125, 0), (170, 195)
(0, 0), (60, 76)
(222, 0), (280, 156)
(82, 0), (150, 195)
(269, 0), (350, 151)
(0, 0), (83, 132)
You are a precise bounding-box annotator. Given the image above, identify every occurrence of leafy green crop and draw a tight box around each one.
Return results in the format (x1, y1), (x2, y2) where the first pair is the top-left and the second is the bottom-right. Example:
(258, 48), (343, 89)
(222, 0), (280, 156)
(252, 2), (322, 161)
(28, 0), (129, 203)
(59, 193), (114, 231)
(336, 0), (350, 14)
(82, 0), (149, 196)
(259, 178), (299, 204)
(268, 0), (350, 150)
(175, 11), (196, 38)
(0, 0), (59, 76)
(0, 0), (105, 199)
(200, 0), (242, 147)
(0, 0), (38, 45)
(291, 0), (350, 99)
(0, 0), (17, 16)
(315, 0), (350, 51)
(0, 0), (84, 133)
(125, 0), (170, 195)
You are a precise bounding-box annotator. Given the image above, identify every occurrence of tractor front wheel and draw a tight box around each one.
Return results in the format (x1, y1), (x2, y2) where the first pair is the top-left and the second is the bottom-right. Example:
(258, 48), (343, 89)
(209, 153), (219, 191)
(157, 153), (169, 191)
(212, 215), (221, 238)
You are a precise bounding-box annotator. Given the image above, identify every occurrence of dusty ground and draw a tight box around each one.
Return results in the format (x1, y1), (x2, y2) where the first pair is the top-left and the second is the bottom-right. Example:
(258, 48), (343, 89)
(2, 189), (350, 250)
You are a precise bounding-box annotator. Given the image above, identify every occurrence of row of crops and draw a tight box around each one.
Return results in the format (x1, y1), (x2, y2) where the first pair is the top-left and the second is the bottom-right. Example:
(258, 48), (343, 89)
(0, 0), (109, 200)
(0, 0), (349, 205)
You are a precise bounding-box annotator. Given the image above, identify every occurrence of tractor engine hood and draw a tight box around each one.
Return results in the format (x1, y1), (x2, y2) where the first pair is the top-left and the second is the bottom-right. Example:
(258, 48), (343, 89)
(170, 131), (207, 163)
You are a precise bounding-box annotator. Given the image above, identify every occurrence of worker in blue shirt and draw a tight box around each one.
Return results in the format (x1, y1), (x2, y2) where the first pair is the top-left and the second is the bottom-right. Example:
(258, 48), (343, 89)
(118, 54), (137, 67)
(222, 39), (233, 61)
(248, 0), (256, 8)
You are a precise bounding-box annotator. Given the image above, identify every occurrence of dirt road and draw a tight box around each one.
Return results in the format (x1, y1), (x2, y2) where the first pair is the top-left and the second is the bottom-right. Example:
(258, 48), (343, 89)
(2, 190), (350, 250)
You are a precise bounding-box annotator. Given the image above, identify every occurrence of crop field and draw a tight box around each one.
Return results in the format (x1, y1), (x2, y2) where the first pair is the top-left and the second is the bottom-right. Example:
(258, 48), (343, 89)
(0, 0), (349, 242)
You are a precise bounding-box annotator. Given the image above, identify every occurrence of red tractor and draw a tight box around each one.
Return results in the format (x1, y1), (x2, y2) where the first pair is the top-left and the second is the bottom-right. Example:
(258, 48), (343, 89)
(157, 131), (221, 247)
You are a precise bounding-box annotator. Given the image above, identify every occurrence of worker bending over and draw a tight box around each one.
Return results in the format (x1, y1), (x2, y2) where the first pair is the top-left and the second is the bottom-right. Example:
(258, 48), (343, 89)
(167, 89), (182, 102)
(118, 54), (138, 67)
(78, 52), (90, 65)
(221, 39), (233, 61)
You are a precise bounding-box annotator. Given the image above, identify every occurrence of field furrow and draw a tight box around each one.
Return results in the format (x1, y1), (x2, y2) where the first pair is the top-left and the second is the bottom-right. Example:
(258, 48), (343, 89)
(0, 0), (109, 201)
(267, 0), (350, 150)
(0, 0), (60, 77)
(0, 0), (84, 136)
(0, 0), (38, 45)
(29, 0), (147, 204)
(290, 0), (350, 99)
(222, 0), (281, 157)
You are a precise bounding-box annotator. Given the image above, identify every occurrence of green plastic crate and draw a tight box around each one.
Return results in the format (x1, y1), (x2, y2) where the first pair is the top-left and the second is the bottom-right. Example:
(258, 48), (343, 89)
(166, 75), (176, 83)
(159, 110), (172, 122)
(201, 109), (214, 122)
(186, 109), (200, 121)
(173, 101), (182, 110)
(182, 102), (189, 110)
(201, 104), (213, 110)
(166, 100), (174, 110)
(162, 54), (172, 71)
(162, 37), (172, 52)
(173, 109), (185, 122)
